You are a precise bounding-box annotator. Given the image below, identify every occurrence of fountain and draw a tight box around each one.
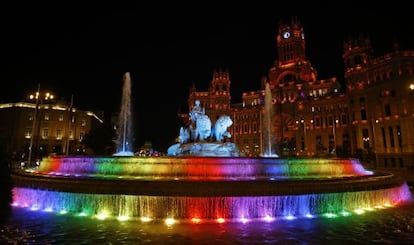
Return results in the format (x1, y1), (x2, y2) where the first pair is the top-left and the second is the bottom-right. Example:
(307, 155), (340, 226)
(10, 82), (413, 224)
(167, 99), (241, 157)
(113, 72), (134, 156)
(263, 82), (278, 157)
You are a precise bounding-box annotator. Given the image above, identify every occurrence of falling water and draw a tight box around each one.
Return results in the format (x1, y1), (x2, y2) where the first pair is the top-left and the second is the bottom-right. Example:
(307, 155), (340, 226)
(113, 72), (134, 156)
(263, 83), (278, 157)
(12, 154), (414, 222)
(12, 183), (412, 221)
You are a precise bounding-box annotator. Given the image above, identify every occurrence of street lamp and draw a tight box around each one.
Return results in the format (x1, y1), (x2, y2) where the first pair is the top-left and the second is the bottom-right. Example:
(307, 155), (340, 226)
(332, 117), (339, 156)
(27, 85), (54, 167)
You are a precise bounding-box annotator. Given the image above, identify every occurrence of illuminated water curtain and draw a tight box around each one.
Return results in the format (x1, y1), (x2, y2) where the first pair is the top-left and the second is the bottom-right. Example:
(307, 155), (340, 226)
(12, 156), (413, 224)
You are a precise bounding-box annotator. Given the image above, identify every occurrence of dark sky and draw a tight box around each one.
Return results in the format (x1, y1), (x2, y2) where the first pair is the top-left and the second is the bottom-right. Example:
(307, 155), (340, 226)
(2, 3), (414, 151)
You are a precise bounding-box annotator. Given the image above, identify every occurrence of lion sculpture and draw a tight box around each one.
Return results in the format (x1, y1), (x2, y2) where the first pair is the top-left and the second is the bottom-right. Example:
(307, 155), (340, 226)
(211, 115), (233, 142)
(193, 114), (212, 141)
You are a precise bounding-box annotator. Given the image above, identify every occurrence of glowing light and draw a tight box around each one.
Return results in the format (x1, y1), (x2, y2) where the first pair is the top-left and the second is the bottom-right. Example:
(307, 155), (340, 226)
(59, 210), (67, 214)
(323, 213), (337, 218)
(43, 207), (53, 212)
(239, 217), (249, 223)
(165, 218), (176, 225)
(30, 206), (39, 211)
(141, 217), (152, 222)
(78, 212), (88, 217)
(117, 216), (130, 221)
(284, 215), (296, 220)
(191, 217), (201, 223)
(10, 156), (413, 223)
(96, 213), (108, 220)
(216, 218), (225, 223)
(304, 213), (315, 218)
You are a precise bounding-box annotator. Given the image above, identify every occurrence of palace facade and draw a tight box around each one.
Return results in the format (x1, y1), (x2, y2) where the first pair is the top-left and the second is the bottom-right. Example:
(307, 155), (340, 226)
(0, 94), (104, 165)
(187, 17), (414, 178)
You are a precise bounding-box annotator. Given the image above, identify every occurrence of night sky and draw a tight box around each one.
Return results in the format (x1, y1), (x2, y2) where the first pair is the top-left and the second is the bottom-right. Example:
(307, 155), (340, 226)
(2, 3), (414, 151)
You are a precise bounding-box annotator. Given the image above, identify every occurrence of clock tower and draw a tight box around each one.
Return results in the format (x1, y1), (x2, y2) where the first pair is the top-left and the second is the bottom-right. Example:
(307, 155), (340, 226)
(276, 16), (306, 65)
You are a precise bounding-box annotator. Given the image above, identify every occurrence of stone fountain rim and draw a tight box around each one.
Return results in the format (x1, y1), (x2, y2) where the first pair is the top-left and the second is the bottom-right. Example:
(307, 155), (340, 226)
(11, 171), (406, 197)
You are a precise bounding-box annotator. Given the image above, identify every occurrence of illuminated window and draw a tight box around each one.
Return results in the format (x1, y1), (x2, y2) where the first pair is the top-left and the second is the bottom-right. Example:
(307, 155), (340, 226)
(44, 113), (49, 120)
(42, 128), (49, 139)
(24, 128), (31, 138)
(59, 114), (64, 121)
(81, 119), (86, 127)
(80, 131), (85, 141)
(56, 129), (62, 140)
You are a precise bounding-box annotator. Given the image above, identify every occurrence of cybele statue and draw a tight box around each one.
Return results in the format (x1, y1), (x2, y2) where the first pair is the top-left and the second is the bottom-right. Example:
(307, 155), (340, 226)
(167, 100), (241, 156)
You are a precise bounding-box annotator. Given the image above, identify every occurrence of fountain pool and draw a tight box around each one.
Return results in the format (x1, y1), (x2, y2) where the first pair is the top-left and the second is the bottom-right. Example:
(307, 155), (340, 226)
(11, 155), (412, 223)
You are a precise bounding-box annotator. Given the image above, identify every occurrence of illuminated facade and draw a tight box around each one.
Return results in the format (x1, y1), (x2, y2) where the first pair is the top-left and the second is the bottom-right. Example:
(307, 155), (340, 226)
(188, 17), (414, 177)
(0, 98), (104, 162)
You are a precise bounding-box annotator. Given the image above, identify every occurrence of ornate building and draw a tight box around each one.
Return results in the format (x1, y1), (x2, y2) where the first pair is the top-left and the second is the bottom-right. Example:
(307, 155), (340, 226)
(186, 16), (414, 181)
(343, 35), (414, 177)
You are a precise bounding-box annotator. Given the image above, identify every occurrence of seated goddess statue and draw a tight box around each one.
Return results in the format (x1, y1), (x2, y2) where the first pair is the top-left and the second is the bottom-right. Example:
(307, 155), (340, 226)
(189, 100), (205, 122)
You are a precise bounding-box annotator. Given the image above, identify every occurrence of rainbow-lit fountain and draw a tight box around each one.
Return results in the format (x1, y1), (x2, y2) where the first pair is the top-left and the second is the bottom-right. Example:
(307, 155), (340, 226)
(11, 156), (412, 223)
(10, 74), (413, 224)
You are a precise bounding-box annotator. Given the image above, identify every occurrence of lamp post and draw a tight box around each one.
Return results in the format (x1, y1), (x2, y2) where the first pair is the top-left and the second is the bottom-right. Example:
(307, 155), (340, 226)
(28, 85), (54, 167)
(65, 94), (74, 155)
(332, 117), (339, 156)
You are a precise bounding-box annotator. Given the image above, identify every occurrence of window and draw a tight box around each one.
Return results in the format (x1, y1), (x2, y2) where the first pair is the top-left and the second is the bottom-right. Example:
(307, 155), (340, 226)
(24, 128), (31, 138)
(397, 125), (402, 148)
(328, 115), (333, 126)
(81, 119), (86, 127)
(44, 113), (49, 120)
(42, 128), (49, 139)
(80, 131), (85, 141)
(59, 114), (64, 121)
(361, 109), (367, 120)
(399, 158), (404, 168)
(341, 114), (348, 125)
(362, 128), (369, 149)
(384, 104), (391, 117)
(315, 117), (321, 127)
(381, 127), (387, 148)
(389, 127), (395, 148)
(56, 129), (62, 140)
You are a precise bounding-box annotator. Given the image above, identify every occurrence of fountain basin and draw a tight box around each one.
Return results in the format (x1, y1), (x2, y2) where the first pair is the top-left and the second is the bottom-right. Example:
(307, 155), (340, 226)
(34, 156), (369, 179)
(11, 170), (406, 196)
(10, 156), (413, 222)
